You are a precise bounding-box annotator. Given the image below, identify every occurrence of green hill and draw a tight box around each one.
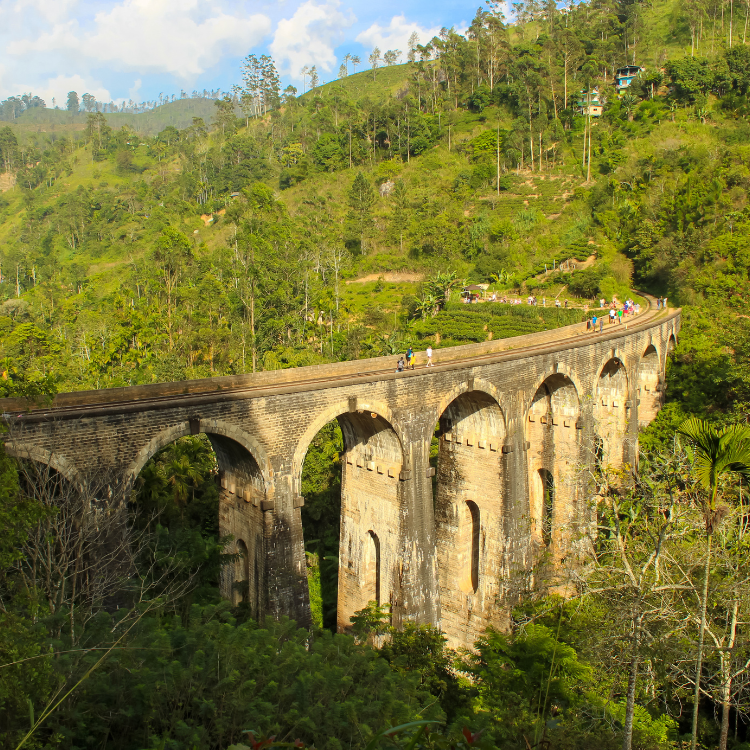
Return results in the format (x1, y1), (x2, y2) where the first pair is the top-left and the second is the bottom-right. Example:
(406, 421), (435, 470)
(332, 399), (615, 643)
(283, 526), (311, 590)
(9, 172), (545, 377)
(0, 0), (748, 431)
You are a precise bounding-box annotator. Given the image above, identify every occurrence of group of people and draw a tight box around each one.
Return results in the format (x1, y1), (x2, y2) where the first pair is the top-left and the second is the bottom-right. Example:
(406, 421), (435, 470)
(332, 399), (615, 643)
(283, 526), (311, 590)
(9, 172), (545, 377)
(587, 297), (640, 332)
(656, 297), (668, 309)
(396, 346), (433, 372)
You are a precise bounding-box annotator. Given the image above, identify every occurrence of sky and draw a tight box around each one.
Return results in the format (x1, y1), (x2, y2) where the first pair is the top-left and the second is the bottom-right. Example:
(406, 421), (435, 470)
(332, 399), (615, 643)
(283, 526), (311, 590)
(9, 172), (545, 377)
(0, 0), (476, 106)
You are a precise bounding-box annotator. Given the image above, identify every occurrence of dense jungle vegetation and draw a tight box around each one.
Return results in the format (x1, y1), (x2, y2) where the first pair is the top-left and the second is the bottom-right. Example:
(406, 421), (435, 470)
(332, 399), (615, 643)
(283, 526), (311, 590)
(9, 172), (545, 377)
(5, 0), (750, 745)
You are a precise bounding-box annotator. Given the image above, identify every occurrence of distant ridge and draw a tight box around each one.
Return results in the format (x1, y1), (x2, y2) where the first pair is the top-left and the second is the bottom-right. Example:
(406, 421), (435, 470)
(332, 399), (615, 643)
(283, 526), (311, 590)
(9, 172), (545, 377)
(7, 98), (221, 136)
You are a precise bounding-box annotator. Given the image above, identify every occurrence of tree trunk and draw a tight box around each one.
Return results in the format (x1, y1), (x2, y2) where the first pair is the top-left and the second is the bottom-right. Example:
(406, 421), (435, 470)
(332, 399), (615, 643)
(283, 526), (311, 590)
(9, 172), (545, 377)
(250, 279), (256, 373)
(719, 599), (740, 750)
(622, 656), (640, 750)
(690, 532), (713, 750)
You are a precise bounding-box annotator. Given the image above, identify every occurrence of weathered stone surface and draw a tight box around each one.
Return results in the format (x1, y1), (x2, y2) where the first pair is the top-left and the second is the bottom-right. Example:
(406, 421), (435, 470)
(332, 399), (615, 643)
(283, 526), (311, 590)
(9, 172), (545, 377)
(1, 307), (679, 647)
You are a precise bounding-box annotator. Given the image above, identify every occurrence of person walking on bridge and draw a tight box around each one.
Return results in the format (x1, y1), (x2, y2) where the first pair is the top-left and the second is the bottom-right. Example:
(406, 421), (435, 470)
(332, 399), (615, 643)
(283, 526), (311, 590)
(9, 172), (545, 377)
(426, 345), (433, 367)
(406, 346), (414, 369)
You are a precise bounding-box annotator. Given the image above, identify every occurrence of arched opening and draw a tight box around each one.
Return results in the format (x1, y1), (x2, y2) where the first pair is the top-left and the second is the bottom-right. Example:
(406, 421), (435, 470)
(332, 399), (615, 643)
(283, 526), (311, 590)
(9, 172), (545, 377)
(299, 408), (403, 633)
(364, 530), (381, 604)
(234, 539), (249, 605)
(638, 345), (662, 426)
(131, 429), (267, 618)
(667, 334), (677, 356)
(457, 501), (480, 594)
(594, 358), (630, 468)
(539, 469), (554, 547)
(527, 374), (581, 556)
(435, 390), (505, 648)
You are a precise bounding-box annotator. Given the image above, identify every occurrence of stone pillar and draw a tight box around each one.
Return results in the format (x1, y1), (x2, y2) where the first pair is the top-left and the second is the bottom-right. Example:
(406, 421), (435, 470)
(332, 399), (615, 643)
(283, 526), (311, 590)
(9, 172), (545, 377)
(434, 392), (507, 648)
(393, 407), (440, 629)
(264, 472), (311, 627)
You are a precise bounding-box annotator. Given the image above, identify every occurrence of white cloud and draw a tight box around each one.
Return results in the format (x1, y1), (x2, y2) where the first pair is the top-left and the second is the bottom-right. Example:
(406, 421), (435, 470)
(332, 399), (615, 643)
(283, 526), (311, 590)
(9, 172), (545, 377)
(270, 0), (355, 78)
(24, 74), (112, 107)
(355, 15), (443, 61)
(8, 0), (272, 78)
(128, 79), (142, 102)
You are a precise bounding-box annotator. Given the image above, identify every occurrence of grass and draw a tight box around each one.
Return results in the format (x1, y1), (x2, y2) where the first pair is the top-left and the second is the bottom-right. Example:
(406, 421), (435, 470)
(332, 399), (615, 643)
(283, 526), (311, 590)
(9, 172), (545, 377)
(303, 63), (413, 103)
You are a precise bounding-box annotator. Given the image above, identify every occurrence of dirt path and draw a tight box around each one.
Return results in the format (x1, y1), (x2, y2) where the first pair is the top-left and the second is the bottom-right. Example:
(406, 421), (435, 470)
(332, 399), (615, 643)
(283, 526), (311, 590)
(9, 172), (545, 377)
(346, 272), (424, 284)
(0, 173), (16, 192)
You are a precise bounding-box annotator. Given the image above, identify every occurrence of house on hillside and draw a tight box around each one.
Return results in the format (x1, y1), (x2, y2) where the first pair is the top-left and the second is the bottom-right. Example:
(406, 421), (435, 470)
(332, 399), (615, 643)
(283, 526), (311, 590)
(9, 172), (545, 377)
(577, 88), (603, 117)
(615, 65), (643, 95)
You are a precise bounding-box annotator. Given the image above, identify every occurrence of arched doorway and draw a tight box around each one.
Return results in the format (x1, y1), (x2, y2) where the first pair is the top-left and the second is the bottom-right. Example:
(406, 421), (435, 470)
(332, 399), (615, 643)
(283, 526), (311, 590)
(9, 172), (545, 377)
(638, 345), (662, 426)
(131, 428), (267, 619)
(594, 358), (631, 468)
(527, 374), (581, 558)
(299, 408), (404, 633)
(435, 390), (506, 648)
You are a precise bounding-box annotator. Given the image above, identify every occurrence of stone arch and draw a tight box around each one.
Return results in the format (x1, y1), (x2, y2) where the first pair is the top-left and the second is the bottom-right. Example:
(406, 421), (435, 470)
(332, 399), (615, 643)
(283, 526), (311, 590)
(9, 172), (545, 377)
(127, 419), (270, 487)
(4, 442), (82, 485)
(594, 357), (631, 468)
(434, 378), (504, 429)
(526, 373), (581, 556)
(525, 367), (586, 417)
(638, 344), (662, 426)
(435, 389), (506, 648)
(293, 399), (405, 632)
(126, 419), (269, 618)
(667, 332), (677, 357)
(292, 398), (400, 484)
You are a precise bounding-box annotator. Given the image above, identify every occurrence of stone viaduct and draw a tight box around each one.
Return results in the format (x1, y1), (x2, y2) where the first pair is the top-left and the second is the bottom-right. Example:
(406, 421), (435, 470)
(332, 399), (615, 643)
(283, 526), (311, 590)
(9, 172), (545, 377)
(1, 304), (680, 649)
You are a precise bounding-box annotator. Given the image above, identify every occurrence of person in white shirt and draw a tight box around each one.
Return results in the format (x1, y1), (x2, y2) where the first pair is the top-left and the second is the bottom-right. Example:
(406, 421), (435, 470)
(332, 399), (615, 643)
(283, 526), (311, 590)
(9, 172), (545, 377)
(426, 346), (433, 367)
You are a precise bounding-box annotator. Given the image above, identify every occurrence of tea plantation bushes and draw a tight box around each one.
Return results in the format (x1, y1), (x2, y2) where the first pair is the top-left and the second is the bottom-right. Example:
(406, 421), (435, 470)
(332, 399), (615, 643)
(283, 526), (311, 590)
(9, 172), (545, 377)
(411, 304), (582, 347)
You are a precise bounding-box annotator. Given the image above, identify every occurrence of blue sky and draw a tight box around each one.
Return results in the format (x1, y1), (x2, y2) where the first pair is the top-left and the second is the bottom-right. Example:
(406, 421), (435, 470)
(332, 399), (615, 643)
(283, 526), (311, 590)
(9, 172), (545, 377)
(0, 0), (476, 106)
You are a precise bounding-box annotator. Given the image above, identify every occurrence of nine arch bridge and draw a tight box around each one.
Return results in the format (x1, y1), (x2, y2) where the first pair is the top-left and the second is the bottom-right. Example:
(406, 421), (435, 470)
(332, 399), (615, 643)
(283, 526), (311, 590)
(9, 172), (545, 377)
(1, 302), (679, 649)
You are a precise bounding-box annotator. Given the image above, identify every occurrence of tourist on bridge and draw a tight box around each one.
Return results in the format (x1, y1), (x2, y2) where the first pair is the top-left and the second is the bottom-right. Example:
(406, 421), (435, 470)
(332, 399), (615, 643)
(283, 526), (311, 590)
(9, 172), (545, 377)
(426, 346), (433, 367)
(396, 357), (405, 372)
(406, 346), (414, 369)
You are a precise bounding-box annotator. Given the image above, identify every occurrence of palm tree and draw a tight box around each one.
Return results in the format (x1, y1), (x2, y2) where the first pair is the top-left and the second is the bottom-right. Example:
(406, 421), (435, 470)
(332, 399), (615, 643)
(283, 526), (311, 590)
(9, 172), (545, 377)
(621, 94), (639, 122)
(165, 454), (203, 510)
(677, 418), (750, 750)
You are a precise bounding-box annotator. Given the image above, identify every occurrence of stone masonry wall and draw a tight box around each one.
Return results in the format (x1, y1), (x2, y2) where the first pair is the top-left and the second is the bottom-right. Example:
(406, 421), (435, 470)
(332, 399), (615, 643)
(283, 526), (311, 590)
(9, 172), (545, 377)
(2, 309), (680, 648)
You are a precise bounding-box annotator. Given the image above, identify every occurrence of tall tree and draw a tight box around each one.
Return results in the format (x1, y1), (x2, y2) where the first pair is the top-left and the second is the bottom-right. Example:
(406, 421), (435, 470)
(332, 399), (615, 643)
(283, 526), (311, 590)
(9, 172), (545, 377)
(66, 91), (79, 112)
(347, 172), (375, 254)
(677, 418), (750, 750)
(369, 47), (382, 80)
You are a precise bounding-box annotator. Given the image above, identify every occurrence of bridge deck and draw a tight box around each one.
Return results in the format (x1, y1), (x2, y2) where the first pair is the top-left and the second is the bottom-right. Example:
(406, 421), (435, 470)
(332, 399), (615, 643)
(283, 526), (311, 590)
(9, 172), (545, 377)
(1, 297), (677, 419)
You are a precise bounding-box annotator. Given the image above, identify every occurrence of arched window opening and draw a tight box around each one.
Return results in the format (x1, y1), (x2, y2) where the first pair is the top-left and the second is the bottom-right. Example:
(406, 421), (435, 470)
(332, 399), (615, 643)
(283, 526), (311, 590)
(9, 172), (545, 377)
(364, 531), (380, 604)
(594, 437), (604, 479)
(459, 501), (480, 594)
(539, 469), (554, 547)
(235, 539), (249, 604)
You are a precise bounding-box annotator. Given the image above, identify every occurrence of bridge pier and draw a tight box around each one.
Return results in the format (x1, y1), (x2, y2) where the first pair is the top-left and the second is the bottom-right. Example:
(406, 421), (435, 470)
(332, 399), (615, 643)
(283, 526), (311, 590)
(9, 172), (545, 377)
(0, 307), (680, 648)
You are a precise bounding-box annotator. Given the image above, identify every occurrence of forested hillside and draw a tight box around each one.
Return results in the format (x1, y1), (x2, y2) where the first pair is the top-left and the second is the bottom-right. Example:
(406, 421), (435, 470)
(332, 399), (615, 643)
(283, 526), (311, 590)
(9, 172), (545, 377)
(4, 0), (750, 746)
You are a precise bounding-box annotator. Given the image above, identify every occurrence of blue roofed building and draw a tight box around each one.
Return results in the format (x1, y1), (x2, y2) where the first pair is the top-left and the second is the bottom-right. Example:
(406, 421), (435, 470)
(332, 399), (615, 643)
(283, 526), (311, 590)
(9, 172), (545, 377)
(616, 65), (643, 95)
